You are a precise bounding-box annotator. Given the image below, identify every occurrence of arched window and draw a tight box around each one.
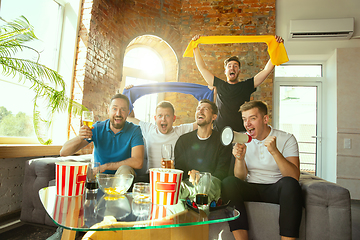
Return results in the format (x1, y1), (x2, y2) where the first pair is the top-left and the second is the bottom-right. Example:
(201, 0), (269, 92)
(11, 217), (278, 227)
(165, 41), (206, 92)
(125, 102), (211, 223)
(122, 46), (166, 123)
(121, 35), (178, 123)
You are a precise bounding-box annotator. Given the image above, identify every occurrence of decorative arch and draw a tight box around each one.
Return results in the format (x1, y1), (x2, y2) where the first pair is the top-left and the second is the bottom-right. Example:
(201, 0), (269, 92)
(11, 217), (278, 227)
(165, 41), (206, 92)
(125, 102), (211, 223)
(120, 34), (179, 92)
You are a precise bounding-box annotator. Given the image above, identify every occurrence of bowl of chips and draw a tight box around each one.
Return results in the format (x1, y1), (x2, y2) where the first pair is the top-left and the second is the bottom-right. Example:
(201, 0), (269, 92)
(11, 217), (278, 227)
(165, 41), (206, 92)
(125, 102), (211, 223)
(97, 173), (134, 196)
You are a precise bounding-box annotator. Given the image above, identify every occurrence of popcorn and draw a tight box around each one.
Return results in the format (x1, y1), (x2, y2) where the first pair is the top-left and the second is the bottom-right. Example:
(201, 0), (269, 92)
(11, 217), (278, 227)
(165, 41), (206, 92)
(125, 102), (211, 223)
(104, 186), (127, 195)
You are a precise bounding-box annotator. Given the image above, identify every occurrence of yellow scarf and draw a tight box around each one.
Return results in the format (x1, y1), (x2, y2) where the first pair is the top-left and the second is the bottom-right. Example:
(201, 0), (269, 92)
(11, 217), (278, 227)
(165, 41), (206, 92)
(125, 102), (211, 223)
(183, 35), (289, 66)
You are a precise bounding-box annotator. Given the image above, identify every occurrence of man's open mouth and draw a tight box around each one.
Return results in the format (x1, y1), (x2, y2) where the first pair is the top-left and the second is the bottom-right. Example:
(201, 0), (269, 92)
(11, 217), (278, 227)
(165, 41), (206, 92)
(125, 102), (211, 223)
(114, 117), (123, 122)
(247, 128), (255, 135)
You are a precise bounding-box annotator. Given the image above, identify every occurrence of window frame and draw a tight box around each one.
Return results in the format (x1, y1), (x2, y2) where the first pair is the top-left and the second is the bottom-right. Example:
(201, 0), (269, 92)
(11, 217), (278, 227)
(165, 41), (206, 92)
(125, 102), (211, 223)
(0, 0), (65, 144)
(274, 64), (324, 177)
(275, 64), (323, 78)
(0, 0), (83, 157)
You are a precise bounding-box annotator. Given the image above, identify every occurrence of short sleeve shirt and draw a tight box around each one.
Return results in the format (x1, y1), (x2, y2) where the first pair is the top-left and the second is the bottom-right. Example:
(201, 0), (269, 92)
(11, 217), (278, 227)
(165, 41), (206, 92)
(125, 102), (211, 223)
(213, 76), (255, 132)
(91, 120), (144, 174)
(139, 121), (193, 169)
(245, 127), (299, 184)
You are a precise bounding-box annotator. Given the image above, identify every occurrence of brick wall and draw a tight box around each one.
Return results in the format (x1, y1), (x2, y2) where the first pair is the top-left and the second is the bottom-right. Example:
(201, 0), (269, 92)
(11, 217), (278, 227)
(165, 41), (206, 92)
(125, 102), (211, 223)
(179, 0), (276, 123)
(71, 0), (276, 135)
(0, 0), (276, 219)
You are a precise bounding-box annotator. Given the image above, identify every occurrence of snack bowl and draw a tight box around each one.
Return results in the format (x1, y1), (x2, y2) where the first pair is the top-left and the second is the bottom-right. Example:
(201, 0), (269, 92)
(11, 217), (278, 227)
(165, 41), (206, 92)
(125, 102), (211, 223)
(97, 173), (134, 195)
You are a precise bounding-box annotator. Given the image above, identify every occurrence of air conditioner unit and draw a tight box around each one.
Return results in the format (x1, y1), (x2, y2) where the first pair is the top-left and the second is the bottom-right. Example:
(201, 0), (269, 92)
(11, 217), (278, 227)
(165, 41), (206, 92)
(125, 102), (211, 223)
(289, 18), (354, 40)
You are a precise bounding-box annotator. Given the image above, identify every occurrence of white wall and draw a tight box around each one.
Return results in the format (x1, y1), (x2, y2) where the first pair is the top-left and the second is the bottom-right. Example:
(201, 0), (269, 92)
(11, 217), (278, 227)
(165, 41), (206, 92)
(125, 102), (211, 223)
(276, 0), (360, 185)
(336, 47), (360, 199)
(276, 0), (360, 62)
(322, 52), (337, 182)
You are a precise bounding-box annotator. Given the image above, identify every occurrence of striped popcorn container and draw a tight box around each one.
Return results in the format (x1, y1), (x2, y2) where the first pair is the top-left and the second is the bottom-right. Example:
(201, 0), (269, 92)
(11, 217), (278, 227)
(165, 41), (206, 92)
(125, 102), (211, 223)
(56, 161), (88, 196)
(53, 194), (84, 227)
(149, 168), (183, 205)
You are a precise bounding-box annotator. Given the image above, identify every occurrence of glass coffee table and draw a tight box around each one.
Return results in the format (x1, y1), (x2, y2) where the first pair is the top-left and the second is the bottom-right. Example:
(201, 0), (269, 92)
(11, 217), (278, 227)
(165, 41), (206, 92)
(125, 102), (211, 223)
(39, 186), (239, 240)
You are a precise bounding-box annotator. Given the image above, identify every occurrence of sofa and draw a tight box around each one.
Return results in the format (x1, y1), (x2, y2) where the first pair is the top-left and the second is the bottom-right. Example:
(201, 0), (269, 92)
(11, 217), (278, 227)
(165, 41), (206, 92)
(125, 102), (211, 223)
(21, 156), (352, 240)
(210, 172), (352, 240)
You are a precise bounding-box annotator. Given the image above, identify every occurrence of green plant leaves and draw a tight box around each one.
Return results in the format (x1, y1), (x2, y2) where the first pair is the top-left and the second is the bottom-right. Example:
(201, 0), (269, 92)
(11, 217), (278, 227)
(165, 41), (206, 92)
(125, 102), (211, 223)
(0, 16), (87, 144)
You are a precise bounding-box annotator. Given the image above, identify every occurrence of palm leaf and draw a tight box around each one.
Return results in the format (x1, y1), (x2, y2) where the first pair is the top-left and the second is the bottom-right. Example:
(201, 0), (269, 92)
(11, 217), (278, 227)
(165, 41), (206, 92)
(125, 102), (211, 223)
(0, 56), (65, 88)
(0, 16), (86, 144)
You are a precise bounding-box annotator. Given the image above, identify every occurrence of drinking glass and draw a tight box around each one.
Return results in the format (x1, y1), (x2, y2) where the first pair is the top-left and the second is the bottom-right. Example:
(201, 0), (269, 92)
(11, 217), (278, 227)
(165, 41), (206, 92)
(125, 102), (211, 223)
(161, 144), (173, 168)
(86, 161), (100, 193)
(195, 172), (212, 206)
(132, 182), (151, 204)
(82, 111), (94, 140)
(132, 199), (151, 220)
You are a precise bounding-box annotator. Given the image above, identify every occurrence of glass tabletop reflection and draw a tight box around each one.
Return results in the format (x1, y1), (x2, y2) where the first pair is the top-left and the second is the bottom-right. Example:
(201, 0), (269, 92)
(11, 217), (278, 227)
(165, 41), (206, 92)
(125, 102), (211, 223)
(39, 186), (239, 232)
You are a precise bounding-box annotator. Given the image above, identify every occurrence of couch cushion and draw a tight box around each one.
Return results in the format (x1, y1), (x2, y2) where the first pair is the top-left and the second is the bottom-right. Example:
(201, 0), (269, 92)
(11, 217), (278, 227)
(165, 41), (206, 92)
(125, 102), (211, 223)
(20, 155), (92, 226)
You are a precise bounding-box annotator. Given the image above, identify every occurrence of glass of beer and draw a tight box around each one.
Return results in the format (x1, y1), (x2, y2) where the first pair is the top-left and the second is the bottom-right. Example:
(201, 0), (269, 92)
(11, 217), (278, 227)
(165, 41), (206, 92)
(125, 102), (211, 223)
(195, 172), (211, 206)
(161, 144), (173, 168)
(86, 161), (100, 193)
(82, 111), (94, 140)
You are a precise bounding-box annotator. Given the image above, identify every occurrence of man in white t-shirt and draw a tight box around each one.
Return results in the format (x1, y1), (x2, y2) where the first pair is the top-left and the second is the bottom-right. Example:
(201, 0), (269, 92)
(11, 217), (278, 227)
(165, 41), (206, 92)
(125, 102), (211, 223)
(127, 101), (197, 172)
(221, 100), (303, 240)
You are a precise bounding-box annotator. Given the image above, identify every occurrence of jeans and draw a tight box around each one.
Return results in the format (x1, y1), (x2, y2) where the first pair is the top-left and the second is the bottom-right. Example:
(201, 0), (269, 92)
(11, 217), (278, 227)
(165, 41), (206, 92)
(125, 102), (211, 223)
(221, 176), (303, 238)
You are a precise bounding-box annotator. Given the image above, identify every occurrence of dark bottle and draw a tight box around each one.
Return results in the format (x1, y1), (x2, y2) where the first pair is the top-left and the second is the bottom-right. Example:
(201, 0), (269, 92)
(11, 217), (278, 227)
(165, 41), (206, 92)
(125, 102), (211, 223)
(196, 193), (208, 205)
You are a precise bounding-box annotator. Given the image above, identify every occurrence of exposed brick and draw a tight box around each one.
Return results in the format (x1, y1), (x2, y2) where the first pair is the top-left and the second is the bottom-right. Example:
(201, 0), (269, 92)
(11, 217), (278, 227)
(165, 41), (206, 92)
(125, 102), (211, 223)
(69, 0), (276, 131)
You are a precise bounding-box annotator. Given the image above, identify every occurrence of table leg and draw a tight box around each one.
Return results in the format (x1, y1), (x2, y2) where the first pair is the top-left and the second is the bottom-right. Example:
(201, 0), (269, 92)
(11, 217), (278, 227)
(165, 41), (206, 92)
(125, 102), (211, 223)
(61, 229), (76, 240)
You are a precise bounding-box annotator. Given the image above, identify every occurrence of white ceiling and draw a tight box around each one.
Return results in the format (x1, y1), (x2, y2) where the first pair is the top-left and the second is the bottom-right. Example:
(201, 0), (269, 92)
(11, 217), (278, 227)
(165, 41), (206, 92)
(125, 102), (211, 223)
(276, 0), (360, 62)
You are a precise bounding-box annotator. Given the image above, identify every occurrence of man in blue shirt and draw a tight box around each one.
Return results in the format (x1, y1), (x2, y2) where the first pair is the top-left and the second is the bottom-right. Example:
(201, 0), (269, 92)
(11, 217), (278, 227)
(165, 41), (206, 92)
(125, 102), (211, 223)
(60, 93), (144, 174)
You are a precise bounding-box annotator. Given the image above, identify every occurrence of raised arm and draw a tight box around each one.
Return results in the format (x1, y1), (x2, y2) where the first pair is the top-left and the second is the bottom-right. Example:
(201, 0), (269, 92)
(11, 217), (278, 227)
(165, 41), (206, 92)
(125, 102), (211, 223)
(253, 35), (284, 88)
(124, 84), (141, 124)
(60, 125), (91, 156)
(127, 113), (140, 125)
(264, 136), (300, 181)
(192, 35), (215, 86)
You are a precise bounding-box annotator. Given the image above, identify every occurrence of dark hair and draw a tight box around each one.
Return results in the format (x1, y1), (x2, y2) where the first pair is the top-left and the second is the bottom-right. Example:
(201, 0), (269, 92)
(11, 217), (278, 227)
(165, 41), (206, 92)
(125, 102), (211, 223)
(156, 101), (175, 115)
(239, 100), (268, 116)
(224, 56), (241, 68)
(199, 99), (218, 114)
(110, 93), (130, 109)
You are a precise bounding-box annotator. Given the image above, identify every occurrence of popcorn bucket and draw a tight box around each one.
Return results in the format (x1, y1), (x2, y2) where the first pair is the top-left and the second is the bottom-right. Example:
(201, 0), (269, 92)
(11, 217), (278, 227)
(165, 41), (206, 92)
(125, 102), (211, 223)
(56, 161), (88, 196)
(149, 168), (183, 205)
(53, 194), (84, 227)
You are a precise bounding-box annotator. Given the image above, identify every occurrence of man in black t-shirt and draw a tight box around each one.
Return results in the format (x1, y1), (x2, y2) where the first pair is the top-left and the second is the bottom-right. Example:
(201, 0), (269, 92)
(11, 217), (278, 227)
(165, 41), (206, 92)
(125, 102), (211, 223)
(162, 99), (231, 181)
(192, 35), (284, 132)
